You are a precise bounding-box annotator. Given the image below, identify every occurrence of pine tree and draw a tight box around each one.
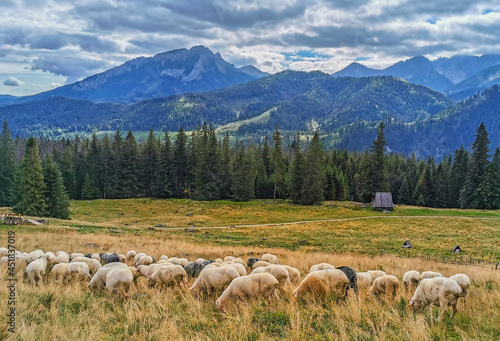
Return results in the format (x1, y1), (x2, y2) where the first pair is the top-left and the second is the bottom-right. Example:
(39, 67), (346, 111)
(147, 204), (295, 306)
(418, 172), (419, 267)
(122, 130), (139, 198)
(81, 173), (97, 200)
(219, 132), (232, 199)
(323, 165), (335, 201)
(289, 133), (305, 204)
(232, 143), (255, 201)
(173, 127), (188, 198)
(192, 122), (221, 201)
(413, 166), (430, 206)
(87, 133), (102, 198)
(43, 154), (70, 219)
(60, 146), (76, 199)
(398, 175), (411, 204)
(459, 123), (490, 209)
(448, 146), (468, 208)
(474, 147), (500, 209)
(272, 124), (286, 201)
(141, 129), (159, 197)
(15, 137), (47, 216)
(361, 123), (389, 202)
(156, 130), (174, 198)
(109, 130), (123, 198)
(0, 120), (16, 206)
(100, 134), (113, 199)
(334, 168), (349, 201)
(300, 131), (324, 205)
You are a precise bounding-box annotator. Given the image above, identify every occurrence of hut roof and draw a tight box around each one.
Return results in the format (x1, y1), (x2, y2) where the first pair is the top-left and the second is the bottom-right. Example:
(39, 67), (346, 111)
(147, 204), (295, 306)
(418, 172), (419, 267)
(372, 192), (395, 209)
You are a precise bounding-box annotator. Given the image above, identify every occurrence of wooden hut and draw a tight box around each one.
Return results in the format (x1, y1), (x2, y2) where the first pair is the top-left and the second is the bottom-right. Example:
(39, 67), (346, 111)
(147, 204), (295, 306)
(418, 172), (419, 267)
(372, 192), (395, 211)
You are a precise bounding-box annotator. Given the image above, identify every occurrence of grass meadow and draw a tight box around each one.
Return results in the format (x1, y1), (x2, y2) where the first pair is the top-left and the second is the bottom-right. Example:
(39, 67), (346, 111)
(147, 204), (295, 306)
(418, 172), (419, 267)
(1, 199), (499, 340)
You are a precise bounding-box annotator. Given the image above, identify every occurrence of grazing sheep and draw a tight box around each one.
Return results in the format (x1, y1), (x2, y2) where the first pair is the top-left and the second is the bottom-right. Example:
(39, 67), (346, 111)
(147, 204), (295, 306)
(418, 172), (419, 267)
(70, 252), (84, 260)
(148, 265), (188, 288)
(84, 253), (92, 258)
(449, 274), (471, 305)
(409, 277), (462, 321)
(252, 260), (271, 269)
(89, 265), (130, 292)
(190, 266), (240, 296)
(216, 273), (280, 308)
(261, 253), (278, 264)
(68, 262), (91, 279)
(71, 257), (102, 275)
(215, 258), (223, 264)
(26, 255), (50, 284)
(225, 262), (247, 276)
(403, 270), (420, 289)
(367, 270), (387, 282)
(195, 258), (205, 264)
(369, 275), (400, 299)
(336, 266), (358, 298)
(105, 267), (134, 294)
(91, 254), (100, 261)
(309, 263), (335, 273)
(133, 253), (147, 264)
(52, 251), (70, 264)
(1, 255), (27, 274)
(420, 271), (443, 280)
(281, 265), (301, 283)
(26, 250), (45, 263)
(50, 263), (70, 279)
(224, 256), (235, 262)
(293, 269), (349, 298)
(102, 262), (129, 268)
(118, 254), (126, 263)
(0, 247), (8, 257)
(356, 272), (373, 289)
(136, 255), (154, 266)
(126, 250), (137, 262)
(247, 257), (261, 269)
(202, 260), (215, 267)
(232, 258), (246, 266)
(100, 253), (121, 265)
(252, 264), (289, 291)
(159, 255), (169, 261)
(45, 252), (56, 261)
(184, 262), (206, 277)
(134, 264), (164, 278)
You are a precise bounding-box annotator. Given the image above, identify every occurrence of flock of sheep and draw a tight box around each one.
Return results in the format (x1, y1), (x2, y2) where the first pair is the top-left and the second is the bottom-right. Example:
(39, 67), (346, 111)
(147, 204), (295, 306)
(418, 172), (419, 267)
(1, 247), (470, 322)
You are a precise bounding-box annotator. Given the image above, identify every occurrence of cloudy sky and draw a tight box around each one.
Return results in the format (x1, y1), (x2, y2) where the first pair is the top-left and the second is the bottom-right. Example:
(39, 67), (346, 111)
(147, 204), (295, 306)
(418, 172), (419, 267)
(1, 0), (499, 96)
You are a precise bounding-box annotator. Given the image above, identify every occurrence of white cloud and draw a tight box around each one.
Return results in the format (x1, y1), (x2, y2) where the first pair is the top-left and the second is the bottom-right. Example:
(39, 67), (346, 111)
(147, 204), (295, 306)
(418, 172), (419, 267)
(3, 75), (24, 86)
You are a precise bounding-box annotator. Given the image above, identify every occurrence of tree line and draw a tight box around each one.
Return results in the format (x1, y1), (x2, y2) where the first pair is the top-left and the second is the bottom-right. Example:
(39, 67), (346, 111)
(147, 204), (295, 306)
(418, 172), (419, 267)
(0, 119), (498, 219)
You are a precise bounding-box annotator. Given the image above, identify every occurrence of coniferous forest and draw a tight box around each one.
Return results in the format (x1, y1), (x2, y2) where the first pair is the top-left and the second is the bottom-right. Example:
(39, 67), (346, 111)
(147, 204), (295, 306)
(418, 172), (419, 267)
(0, 119), (499, 219)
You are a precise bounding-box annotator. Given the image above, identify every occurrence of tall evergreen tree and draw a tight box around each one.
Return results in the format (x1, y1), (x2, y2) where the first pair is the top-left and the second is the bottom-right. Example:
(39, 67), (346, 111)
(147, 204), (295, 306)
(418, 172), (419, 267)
(43, 154), (70, 219)
(448, 146), (469, 208)
(0, 120), (16, 206)
(87, 133), (102, 198)
(323, 165), (336, 201)
(156, 130), (174, 198)
(141, 129), (159, 197)
(474, 147), (500, 209)
(300, 131), (324, 205)
(289, 133), (305, 204)
(232, 143), (255, 201)
(398, 175), (411, 204)
(272, 124), (286, 201)
(100, 134), (113, 199)
(81, 173), (97, 200)
(219, 132), (232, 199)
(122, 130), (139, 198)
(60, 145), (77, 199)
(361, 123), (389, 202)
(459, 123), (490, 209)
(173, 127), (188, 198)
(15, 137), (47, 216)
(192, 122), (221, 200)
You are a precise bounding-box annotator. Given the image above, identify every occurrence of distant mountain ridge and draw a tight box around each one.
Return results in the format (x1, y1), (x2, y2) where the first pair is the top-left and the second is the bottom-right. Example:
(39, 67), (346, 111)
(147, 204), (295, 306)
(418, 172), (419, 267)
(13, 46), (267, 104)
(333, 54), (500, 99)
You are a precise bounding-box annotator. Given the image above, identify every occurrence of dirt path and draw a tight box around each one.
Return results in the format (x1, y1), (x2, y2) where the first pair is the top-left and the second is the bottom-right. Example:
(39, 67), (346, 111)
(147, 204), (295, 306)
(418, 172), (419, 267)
(158, 215), (500, 231)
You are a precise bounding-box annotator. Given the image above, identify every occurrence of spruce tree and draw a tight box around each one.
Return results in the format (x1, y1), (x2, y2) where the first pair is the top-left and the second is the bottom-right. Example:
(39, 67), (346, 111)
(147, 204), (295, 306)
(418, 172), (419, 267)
(141, 129), (158, 197)
(474, 147), (500, 209)
(219, 132), (232, 199)
(156, 130), (174, 198)
(122, 130), (139, 198)
(110, 130), (123, 198)
(361, 123), (389, 202)
(173, 127), (188, 197)
(15, 137), (47, 216)
(0, 120), (16, 206)
(81, 173), (97, 200)
(289, 133), (305, 204)
(398, 175), (411, 204)
(87, 133), (102, 197)
(272, 124), (286, 201)
(232, 143), (255, 201)
(100, 134), (113, 199)
(43, 154), (70, 219)
(323, 165), (335, 201)
(60, 146), (77, 199)
(300, 131), (324, 205)
(448, 146), (469, 208)
(459, 123), (490, 209)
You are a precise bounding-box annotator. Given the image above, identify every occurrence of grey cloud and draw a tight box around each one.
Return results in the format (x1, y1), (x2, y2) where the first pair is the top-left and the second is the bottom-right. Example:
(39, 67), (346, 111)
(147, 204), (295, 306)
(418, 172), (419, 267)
(3, 76), (24, 86)
(30, 55), (111, 83)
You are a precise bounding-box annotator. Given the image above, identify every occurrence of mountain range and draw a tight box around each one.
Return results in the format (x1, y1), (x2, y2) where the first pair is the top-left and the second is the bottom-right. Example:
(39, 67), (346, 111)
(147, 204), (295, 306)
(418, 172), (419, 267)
(333, 54), (500, 100)
(1, 46), (499, 159)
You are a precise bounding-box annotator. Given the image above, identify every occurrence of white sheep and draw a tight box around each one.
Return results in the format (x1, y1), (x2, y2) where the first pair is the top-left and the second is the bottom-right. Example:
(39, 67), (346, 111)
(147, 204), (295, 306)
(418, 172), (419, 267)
(91, 254), (101, 261)
(190, 266), (240, 297)
(71, 257), (102, 275)
(367, 270), (387, 282)
(148, 265), (188, 288)
(409, 277), (462, 321)
(126, 250), (137, 262)
(223, 256), (235, 262)
(252, 264), (289, 291)
(281, 265), (301, 283)
(68, 262), (91, 279)
(420, 271), (443, 280)
(309, 263), (335, 273)
(195, 258), (205, 264)
(216, 273), (279, 308)
(293, 269), (349, 298)
(105, 267), (134, 294)
(133, 253), (147, 264)
(26, 254), (50, 284)
(232, 258), (247, 267)
(134, 264), (164, 278)
(369, 275), (400, 299)
(136, 255), (154, 266)
(215, 258), (223, 264)
(45, 252), (56, 261)
(225, 262), (247, 276)
(52, 251), (70, 264)
(403, 270), (420, 289)
(355, 272), (373, 289)
(89, 265), (133, 294)
(0, 247), (8, 257)
(118, 254), (126, 263)
(50, 263), (70, 279)
(449, 274), (471, 305)
(159, 255), (169, 261)
(26, 249), (45, 263)
(261, 253), (278, 264)
(252, 260), (271, 269)
(70, 252), (84, 260)
(1, 255), (27, 274)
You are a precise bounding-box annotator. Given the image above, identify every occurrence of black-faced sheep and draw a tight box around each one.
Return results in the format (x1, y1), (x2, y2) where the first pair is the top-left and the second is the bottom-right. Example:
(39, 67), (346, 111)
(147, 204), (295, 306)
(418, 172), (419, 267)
(247, 257), (261, 269)
(336, 266), (358, 298)
(184, 262), (206, 277)
(216, 273), (280, 308)
(100, 253), (120, 265)
(409, 277), (462, 321)
(293, 269), (349, 299)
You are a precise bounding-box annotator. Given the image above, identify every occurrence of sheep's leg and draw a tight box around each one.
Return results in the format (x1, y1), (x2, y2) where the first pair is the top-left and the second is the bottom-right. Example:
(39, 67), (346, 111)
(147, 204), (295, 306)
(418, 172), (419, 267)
(437, 305), (447, 322)
(450, 303), (457, 319)
(272, 287), (280, 301)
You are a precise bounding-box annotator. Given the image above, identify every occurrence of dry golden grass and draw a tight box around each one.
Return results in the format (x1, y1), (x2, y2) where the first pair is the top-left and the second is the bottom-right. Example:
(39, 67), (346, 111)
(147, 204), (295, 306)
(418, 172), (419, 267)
(1, 229), (499, 340)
